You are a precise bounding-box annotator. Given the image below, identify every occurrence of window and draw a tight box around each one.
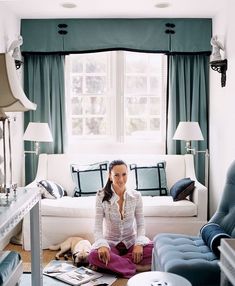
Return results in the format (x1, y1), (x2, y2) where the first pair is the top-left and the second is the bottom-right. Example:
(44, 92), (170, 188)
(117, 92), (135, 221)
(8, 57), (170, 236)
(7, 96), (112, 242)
(65, 51), (167, 153)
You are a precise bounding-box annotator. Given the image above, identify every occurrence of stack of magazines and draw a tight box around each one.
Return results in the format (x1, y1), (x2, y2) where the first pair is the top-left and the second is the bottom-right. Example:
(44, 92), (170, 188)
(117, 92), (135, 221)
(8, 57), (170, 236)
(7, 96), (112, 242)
(43, 260), (117, 286)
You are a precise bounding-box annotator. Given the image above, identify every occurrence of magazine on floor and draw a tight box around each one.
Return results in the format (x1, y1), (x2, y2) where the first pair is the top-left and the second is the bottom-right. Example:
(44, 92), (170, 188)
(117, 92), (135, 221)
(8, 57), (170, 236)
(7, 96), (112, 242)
(43, 260), (105, 286)
(43, 260), (117, 286)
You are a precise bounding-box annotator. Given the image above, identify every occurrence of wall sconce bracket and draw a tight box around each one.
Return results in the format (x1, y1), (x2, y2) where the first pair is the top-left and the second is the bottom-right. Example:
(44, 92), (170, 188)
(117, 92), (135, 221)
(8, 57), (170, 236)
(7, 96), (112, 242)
(210, 59), (227, 87)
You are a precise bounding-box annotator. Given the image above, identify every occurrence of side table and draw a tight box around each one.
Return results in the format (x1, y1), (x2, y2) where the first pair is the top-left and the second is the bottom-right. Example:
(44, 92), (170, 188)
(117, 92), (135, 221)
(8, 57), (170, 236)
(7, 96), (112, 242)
(218, 238), (235, 286)
(127, 271), (192, 286)
(0, 187), (42, 286)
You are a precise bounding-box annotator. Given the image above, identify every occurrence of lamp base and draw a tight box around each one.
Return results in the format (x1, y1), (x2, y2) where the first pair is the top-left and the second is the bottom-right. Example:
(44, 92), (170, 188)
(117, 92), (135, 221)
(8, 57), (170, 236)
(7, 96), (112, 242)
(0, 184), (17, 206)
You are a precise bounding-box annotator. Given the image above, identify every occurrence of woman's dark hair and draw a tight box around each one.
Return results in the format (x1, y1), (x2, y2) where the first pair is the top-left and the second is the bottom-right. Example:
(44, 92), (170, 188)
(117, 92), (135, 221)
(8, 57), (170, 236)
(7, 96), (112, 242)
(102, 159), (127, 203)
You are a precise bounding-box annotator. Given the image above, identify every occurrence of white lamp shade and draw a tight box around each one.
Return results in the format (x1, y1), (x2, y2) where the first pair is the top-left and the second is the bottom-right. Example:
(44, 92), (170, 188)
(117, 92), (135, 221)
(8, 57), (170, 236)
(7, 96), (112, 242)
(0, 53), (37, 112)
(173, 121), (204, 141)
(23, 122), (53, 142)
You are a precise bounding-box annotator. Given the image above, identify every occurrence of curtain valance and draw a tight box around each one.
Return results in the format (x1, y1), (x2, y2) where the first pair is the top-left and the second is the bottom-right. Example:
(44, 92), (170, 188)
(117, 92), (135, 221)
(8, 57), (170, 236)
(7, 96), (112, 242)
(21, 18), (212, 54)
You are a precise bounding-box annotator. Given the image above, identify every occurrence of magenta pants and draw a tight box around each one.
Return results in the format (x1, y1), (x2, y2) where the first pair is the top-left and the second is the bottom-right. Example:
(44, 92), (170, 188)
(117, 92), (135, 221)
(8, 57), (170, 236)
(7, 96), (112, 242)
(88, 242), (153, 278)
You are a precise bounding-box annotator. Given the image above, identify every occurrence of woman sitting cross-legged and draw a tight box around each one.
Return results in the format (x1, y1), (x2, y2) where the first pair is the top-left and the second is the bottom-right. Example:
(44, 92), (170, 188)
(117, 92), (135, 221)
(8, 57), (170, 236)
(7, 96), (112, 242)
(88, 159), (153, 278)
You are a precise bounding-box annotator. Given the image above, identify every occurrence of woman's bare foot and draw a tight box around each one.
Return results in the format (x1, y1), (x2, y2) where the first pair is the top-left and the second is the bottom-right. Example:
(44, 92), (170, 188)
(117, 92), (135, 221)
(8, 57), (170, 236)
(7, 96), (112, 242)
(135, 264), (151, 272)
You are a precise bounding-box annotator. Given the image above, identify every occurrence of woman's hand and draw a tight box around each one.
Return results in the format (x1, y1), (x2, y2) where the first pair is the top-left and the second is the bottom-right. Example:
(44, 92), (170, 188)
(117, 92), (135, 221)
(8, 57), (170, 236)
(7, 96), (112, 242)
(132, 244), (143, 264)
(98, 246), (110, 266)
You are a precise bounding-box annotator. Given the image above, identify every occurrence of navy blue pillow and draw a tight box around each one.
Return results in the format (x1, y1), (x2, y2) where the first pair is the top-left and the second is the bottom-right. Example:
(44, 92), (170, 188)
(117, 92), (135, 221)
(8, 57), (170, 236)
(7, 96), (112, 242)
(200, 222), (231, 257)
(170, 177), (195, 201)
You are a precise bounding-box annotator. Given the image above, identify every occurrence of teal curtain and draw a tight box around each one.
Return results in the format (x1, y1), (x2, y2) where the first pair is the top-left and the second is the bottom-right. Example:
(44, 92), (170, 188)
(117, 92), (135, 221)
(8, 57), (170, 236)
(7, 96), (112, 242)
(24, 54), (67, 184)
(167, 54), (209, 184)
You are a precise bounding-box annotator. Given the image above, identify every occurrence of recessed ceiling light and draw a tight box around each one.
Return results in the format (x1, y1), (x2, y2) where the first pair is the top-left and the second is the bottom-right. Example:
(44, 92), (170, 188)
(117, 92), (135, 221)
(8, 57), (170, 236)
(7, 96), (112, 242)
(61, 2), (77, 9)
(155, 2), (171, 8)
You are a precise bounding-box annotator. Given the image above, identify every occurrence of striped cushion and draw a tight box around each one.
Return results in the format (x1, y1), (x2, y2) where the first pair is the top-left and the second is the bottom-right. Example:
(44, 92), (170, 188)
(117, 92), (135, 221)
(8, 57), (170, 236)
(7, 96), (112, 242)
(38, 180), (66, 199)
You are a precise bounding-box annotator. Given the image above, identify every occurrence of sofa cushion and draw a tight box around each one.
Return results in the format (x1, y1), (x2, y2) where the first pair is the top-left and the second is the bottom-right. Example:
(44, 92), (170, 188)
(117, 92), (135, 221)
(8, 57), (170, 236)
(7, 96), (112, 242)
(200, 222), (231, 257)
(170, 178), (195, 201)
(41, 196), (96, 218)
(142, 196), (197, 217)
(71, 161), (108, 197)
(152, 233), (220, 286)
(40, 195), (197, 218)
(129, 162), (168, 196)
(38, 180), (66, 199)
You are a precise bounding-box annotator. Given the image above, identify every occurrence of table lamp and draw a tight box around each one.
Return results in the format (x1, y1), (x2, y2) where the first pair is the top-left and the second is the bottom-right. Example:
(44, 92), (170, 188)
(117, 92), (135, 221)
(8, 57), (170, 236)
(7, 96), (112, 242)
(23, 122), (53, 155)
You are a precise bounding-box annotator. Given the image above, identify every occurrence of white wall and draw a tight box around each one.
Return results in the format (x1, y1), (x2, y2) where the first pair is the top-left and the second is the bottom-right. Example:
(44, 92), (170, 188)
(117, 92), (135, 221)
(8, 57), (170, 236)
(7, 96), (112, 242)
(209, 0), (235, 216)
(0, 3), (24, 187)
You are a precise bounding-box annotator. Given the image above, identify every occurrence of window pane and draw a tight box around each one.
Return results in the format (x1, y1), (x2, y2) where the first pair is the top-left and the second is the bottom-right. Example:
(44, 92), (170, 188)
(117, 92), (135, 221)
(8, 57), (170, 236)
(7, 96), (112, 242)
(72, 118), (83, 135)
(85, 118), (106, 135)
(125, 97), (147, 115)
(85, 54), (107, 73)
(124, 52), (166, 141)
(150, 76), (159, 93)
(72, 76), (82, 95)
(150, 97), (160, 115)
(84, 97), (106, 115)
(71, 97), (82, 115)
(150, 118), (160, 131)
(125, 76), (147, 94)
(149, 55), (162, 73)
(126, 118), (147, 135)
(72, 57), (83, 73)
(125, 52), (147, 73)
(85, 76), (106, 94)
(68, 52), (110, 138)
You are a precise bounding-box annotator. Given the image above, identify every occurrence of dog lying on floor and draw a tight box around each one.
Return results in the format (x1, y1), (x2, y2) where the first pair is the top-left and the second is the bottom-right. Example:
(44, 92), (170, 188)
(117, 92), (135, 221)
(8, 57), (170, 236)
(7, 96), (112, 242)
(49, 237), (92, 266)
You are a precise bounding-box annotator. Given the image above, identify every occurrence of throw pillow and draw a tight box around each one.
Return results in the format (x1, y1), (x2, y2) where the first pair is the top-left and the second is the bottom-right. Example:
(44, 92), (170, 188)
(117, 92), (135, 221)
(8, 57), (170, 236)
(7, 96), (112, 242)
(129, 161), (168, 196)
(200, 222), (231, 257)
(71, 161), (108, 197)
(170, 177), (195, 201)
(38, 180), (66, 199)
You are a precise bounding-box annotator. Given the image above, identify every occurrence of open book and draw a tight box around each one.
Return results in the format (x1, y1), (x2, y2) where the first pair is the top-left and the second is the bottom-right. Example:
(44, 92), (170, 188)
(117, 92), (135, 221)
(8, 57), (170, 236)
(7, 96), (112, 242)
(43, 260), (103, 286)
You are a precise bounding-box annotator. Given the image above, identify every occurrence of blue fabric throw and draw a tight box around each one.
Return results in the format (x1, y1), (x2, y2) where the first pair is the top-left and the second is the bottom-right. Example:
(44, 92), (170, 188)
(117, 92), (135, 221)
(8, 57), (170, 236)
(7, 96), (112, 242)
(200, 222), (231, 257)
(0, 251), (21, 284)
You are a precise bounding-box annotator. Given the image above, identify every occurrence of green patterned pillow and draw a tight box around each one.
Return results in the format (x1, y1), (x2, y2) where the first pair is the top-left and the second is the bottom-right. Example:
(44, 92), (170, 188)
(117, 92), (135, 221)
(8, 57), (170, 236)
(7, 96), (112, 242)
(129, 161), (168, 196)
(71, 161), (108, 197)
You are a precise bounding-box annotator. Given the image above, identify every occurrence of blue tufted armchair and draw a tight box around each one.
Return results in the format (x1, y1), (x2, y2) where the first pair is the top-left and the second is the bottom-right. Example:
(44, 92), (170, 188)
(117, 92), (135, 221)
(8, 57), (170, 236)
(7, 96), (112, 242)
(152, 160), (235, 286)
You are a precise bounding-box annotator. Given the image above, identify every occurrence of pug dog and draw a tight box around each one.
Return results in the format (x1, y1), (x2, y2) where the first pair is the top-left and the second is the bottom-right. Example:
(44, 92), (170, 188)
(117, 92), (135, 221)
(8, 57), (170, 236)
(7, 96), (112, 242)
(49, 236), (92, 266)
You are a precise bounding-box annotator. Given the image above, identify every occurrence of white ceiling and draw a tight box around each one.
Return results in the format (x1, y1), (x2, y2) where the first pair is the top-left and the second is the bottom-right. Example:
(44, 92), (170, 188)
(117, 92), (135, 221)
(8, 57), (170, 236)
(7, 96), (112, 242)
(0, 0), (227, 19)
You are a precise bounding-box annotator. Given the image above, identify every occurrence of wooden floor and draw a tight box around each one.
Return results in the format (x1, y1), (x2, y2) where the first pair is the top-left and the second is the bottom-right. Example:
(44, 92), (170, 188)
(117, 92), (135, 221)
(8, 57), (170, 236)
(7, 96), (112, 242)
(4, 243), (128, 286)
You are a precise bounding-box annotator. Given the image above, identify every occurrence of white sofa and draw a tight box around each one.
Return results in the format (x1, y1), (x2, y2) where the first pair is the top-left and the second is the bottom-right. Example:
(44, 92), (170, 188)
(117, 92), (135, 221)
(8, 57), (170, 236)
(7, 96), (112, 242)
(22, 153), (207, 251)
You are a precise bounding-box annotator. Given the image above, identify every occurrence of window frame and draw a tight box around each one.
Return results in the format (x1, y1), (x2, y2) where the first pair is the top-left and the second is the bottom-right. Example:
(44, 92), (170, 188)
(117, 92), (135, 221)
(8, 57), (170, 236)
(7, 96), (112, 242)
(65, 51), (167, 154)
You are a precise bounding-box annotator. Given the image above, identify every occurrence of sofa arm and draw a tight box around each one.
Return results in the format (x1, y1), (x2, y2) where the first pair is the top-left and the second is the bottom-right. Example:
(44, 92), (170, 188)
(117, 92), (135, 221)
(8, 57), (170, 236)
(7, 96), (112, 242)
(191, 181), (207, 221)
(184, 154), (208, 221)
(25, 180), (38, 188)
